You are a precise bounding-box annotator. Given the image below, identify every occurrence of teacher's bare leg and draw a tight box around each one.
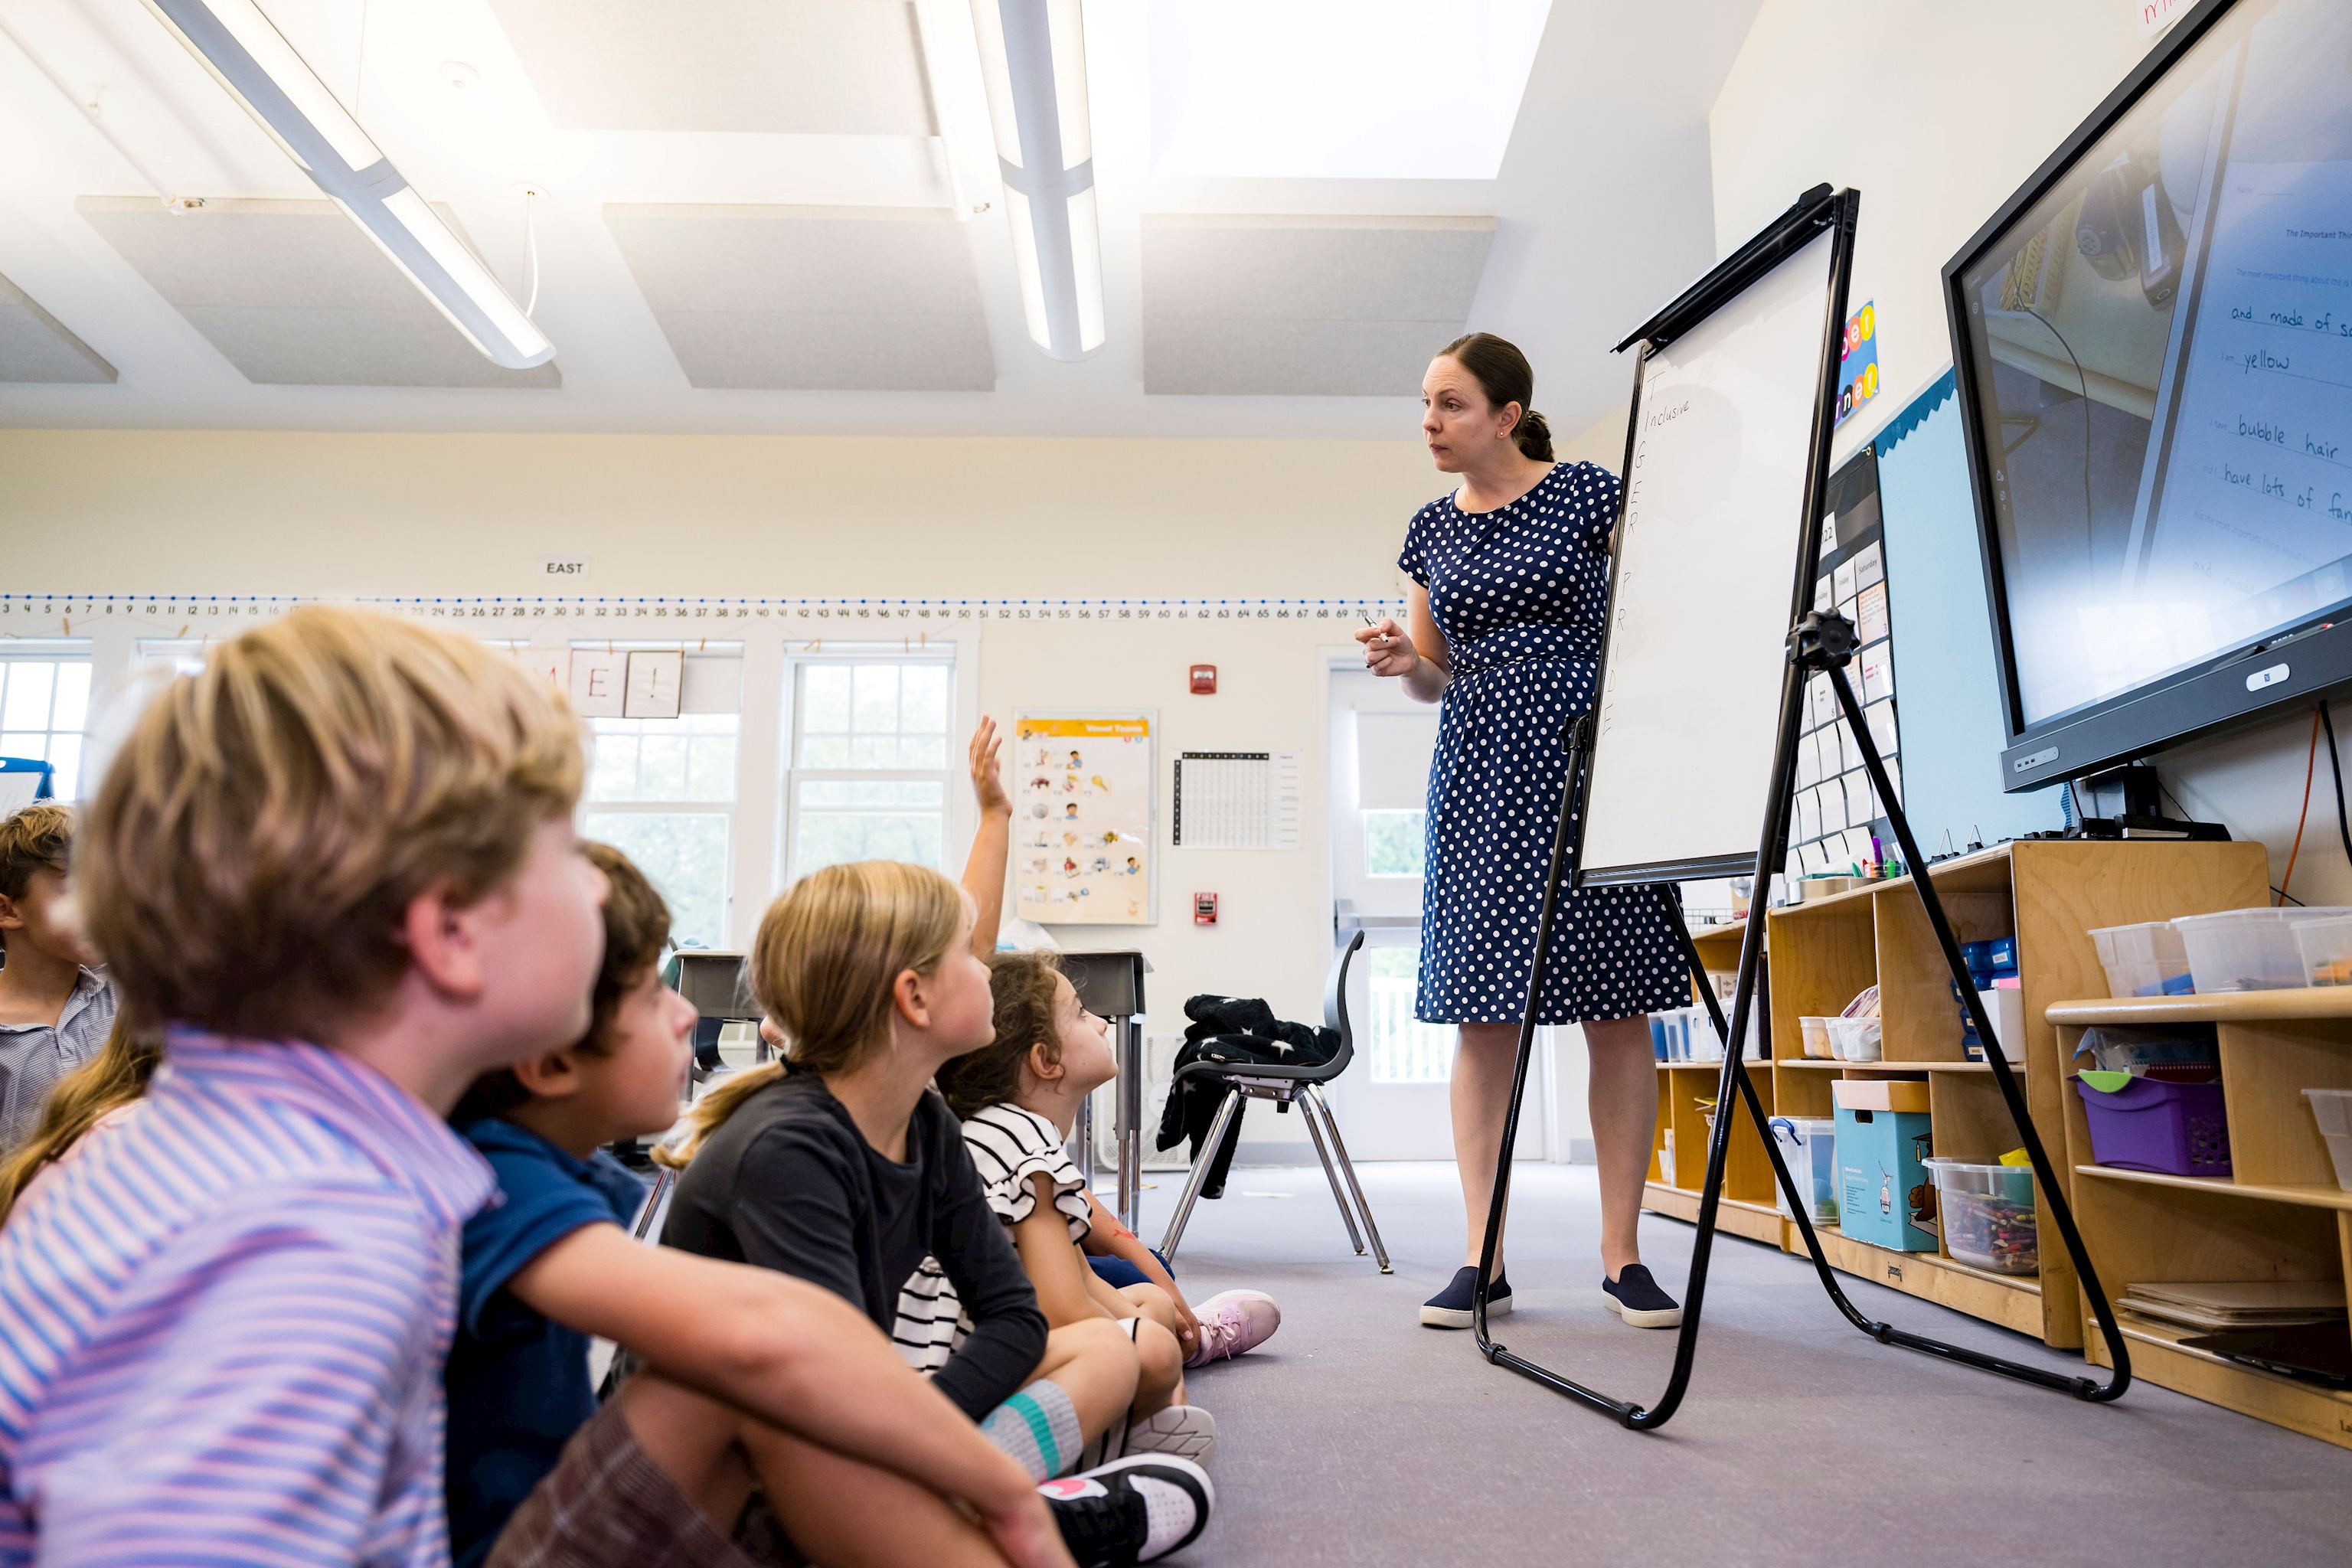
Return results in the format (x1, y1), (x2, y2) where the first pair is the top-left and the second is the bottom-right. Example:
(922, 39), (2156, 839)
(1585, 1014), (1658, 1279)
(1451, 1021), (1521, 1269)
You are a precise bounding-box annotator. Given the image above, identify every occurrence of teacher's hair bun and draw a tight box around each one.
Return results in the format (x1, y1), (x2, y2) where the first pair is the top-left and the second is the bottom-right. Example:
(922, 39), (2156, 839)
(1515, 408), (1553, 462)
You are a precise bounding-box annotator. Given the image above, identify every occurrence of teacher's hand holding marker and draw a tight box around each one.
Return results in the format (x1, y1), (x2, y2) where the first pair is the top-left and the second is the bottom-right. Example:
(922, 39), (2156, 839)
(1367, 332), (1690, 1336)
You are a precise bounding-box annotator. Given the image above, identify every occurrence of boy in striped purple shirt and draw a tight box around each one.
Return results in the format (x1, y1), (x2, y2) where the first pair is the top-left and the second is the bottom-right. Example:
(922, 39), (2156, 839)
(0, 608), (604, 1568)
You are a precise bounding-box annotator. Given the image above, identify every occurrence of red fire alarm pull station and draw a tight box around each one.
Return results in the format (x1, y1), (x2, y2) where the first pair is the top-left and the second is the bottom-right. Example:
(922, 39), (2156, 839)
(1194, 893), (1218, 925)
(1189, 665), (1217, 694)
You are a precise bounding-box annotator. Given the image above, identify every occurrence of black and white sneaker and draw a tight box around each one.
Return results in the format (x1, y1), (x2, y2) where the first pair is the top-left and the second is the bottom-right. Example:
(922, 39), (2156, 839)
(1419, 1265), (1510, 1329)
(1040, 1454), (1214, 1565)
(1602, 1263), (1683, 1328)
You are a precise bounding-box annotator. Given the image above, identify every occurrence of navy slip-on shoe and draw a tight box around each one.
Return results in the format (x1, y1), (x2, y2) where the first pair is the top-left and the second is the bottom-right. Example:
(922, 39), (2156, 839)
(1419, 1265), (1510, 1329)
(1602, 1263), (1683, 1328)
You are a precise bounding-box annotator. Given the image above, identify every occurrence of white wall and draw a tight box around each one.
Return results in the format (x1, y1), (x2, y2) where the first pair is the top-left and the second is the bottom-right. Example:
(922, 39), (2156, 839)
(5, 427), (1597, 1155)
(1711, 0), (2154, 464)
(1708, 2), (2335, 901)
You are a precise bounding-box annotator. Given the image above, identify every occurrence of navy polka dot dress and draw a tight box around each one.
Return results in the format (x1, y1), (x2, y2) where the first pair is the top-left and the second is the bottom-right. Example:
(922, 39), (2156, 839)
(1399, 461), (1687, 1026)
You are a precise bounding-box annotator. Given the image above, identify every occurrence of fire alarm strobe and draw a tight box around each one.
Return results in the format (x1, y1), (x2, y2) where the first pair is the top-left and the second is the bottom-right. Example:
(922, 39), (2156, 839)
(1189, 664), (1217, 694)
(1193, 892), (1218, 925)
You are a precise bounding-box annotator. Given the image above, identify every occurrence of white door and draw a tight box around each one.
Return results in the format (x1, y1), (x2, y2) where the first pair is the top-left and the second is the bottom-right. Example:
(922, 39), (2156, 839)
(1321, 664), (1547, 1160)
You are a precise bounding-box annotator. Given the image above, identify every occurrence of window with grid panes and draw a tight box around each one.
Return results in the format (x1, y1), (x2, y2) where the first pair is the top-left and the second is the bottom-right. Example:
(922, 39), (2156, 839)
(577, 655), (743, 952)
(786, 658), (954, 880)
(0, 648), (93, 800)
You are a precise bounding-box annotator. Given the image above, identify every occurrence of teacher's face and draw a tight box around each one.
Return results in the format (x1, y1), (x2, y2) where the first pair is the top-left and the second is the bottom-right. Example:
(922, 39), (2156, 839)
(1421, 355), (1514, 474)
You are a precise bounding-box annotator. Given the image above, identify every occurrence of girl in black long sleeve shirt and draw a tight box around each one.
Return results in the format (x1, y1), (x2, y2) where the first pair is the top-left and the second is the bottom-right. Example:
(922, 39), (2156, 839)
(662, 860), (1142, 1478)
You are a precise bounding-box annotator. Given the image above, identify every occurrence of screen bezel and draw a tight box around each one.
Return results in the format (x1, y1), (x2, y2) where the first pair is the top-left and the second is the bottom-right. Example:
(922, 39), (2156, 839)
(1937, 0), (2352, 792)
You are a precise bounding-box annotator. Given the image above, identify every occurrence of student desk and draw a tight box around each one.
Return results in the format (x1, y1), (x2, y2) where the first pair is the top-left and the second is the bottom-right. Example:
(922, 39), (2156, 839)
(1060, 949), (1152, 1233)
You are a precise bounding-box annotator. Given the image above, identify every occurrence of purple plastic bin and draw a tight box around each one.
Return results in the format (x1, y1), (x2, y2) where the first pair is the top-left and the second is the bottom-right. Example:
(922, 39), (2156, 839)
(2075, 1076), (2232, 1177)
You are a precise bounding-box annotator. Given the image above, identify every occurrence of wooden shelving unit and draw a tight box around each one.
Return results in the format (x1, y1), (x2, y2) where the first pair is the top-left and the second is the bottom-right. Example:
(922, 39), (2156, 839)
(1640, 841), (2269, 1352)
(1643, 920), (1785, 1248)
(2049, 991), (2352, 1449)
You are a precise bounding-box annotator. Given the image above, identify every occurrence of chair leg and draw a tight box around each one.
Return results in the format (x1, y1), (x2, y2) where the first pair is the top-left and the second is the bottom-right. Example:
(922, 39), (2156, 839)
(1300, 1088), (1368, 1257)
(1306, 1084), (1391, 1274)
(1158, 1088), (1242, 1263)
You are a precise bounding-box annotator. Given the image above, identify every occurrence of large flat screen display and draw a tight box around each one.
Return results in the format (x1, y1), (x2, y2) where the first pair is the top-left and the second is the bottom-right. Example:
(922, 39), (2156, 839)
(1949, 0), (2352, 779)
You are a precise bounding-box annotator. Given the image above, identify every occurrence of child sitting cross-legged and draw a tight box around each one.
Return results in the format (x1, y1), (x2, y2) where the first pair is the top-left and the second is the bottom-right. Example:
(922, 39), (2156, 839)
(0, 607), (609, 1563)
(936, 952), (1280, 1426)
(662, 860), (1214, 1566)
(445, 842), (1077, 1568)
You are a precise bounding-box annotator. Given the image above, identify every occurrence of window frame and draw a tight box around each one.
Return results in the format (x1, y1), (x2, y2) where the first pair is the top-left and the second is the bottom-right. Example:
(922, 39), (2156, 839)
(571, 642), (746, 952)
(779, 646), (962, 886)
(0, 640), (95, 801)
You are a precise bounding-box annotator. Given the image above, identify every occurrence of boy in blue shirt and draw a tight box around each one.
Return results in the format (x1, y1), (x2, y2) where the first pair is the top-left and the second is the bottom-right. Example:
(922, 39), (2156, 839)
(446, 844), (1197, 1568)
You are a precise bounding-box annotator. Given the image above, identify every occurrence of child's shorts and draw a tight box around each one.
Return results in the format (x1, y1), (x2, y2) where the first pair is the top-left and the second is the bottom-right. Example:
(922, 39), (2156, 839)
(485, 1394), (805, 1568)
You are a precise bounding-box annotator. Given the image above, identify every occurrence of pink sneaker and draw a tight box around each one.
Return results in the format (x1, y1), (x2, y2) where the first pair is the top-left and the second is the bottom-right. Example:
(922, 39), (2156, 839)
(1185, 1289), (1281, 1367)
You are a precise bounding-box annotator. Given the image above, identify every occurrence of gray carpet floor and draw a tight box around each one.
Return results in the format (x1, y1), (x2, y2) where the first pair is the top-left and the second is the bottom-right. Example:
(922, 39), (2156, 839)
(1154, 1161), (2352, 1566)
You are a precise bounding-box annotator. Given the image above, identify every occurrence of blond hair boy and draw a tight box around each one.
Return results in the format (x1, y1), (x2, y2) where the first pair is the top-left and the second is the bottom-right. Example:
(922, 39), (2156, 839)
(0, 607), (603, 1565)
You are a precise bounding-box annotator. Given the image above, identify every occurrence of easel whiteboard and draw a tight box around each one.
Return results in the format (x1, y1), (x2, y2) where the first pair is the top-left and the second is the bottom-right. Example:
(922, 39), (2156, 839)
(1578, 221), (1847, 885)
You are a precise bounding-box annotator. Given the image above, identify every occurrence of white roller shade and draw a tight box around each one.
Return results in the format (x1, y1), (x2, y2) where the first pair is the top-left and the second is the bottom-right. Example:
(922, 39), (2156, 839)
(1355, 710), (1439, 810)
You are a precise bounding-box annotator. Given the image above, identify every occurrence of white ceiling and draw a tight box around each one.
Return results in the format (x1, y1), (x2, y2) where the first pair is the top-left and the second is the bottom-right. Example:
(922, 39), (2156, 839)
(1140, 214), (1495, 395)
(78, 195), (562, 387)
(0, 0), (1763, 439)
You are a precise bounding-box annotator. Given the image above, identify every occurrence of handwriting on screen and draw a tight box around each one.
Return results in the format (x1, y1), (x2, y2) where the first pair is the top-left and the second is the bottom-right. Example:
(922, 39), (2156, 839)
(2141, 162), (2352, 604)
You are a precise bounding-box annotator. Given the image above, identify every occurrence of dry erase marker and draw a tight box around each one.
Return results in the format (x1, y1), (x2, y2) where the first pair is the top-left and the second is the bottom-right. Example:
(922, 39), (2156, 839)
(1362, 612), (1388, 651)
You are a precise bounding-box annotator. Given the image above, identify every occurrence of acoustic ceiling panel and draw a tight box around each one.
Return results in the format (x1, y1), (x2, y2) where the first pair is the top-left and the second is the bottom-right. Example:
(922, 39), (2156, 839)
(0, 273), (116, 384)
(490, 0), (935, 136)
(1141, 214), (1496, 396)
(76, 198), (559, 389)
(605, 204), (992, 391)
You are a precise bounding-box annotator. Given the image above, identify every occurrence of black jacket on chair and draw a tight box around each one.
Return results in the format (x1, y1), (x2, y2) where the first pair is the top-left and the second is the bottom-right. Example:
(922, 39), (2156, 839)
(1155, 995), (1338, 1200)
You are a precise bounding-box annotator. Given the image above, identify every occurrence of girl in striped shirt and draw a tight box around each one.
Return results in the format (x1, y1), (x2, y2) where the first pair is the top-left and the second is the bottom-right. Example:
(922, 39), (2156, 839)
(938, 953), (1282, 1465)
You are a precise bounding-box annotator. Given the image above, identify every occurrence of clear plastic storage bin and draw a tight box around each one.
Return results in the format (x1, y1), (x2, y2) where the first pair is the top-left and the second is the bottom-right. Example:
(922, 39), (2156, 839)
(2305, 1088), (2352, 1192)
(1922, 1158), (2038, 1274)
(1798, 1016), (1835, 1060)
(1769, 1116), (1838, 1223)
(2172, 907), (2352, 992)
(2089, 920), (2192, 998)
(2293, 918), (2352, 988)
(1827, 1016), (1882, 1062)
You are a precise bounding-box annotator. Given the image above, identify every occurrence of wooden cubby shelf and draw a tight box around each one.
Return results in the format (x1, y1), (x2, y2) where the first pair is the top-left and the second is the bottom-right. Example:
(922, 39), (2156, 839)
(1642, 840), (2271, 1360)
(2050, 990), (2352, 1449)
(1642, 842), (2352, 1446)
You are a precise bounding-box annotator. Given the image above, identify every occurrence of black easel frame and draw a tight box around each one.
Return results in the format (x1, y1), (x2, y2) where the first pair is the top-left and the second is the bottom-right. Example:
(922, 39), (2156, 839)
(1465, 188), (2131, 1429)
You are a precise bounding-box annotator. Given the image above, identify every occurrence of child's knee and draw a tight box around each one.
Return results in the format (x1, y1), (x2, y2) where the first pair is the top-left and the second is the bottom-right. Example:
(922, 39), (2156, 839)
(1122, 1282), (1177, 1331)
(1047, 1318), (1139, 1394)
(1134, 1318), (1182, 1397)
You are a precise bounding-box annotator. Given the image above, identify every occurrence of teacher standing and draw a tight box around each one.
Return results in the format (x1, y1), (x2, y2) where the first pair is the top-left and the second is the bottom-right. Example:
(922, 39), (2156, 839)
(1357, 333), (1687, 1332)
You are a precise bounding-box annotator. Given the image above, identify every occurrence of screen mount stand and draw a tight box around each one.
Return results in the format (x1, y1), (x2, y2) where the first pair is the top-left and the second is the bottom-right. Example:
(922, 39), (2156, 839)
(1468, 609), (2132, 1429)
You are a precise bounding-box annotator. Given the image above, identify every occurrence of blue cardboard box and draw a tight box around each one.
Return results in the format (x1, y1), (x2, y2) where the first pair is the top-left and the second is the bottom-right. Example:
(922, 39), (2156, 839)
(1834, 1104), (1937, 1251)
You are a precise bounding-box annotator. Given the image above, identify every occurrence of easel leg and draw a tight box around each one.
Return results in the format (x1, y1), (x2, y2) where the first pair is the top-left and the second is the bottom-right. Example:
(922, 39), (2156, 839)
(1818, 655), (2128, 1400)
(1468, 619), (2127, 1429)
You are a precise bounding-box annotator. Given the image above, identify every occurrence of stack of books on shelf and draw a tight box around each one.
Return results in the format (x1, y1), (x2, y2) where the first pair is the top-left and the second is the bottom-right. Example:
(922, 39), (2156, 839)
(2122, 1281), (2352, 1390)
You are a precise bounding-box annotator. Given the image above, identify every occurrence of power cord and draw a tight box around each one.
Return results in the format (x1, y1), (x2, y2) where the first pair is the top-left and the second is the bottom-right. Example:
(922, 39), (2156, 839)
(2280, 707), (2323, 905)
(2321, 700), (2352, 872)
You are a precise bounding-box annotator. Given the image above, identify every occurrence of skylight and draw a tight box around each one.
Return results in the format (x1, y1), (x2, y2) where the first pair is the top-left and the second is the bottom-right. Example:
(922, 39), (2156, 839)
(1149, 0), (1552, 181)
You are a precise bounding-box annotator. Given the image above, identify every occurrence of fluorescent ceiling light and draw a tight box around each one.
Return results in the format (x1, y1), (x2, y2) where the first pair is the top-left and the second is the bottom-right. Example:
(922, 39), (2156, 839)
(1152, 0), (1551, 181)
(969, 0), (1103, 361)
(139, 0), (554, 370)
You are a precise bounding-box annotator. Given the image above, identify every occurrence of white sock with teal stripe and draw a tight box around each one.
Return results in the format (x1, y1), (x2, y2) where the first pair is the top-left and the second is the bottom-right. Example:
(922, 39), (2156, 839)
(982, 1379), (1083, 1481)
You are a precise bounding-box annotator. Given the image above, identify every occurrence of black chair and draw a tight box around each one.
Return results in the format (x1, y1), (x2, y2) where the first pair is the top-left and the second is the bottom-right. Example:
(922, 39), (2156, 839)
(1156, 931), (1390, 1272)
(666, 950), (760, 1082)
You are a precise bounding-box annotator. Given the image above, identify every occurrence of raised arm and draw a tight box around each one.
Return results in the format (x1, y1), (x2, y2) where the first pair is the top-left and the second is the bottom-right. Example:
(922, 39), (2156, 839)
(960, 717), (1012, 957)
(1354, 583), (1452, 704)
